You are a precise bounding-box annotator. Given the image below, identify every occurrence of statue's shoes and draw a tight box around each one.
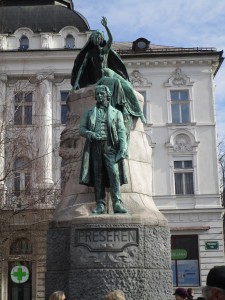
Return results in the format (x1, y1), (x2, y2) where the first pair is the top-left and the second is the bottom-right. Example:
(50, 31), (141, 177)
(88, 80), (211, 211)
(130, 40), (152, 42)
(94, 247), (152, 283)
(92, 203), (105, 214)
(113, 202), (127, 214)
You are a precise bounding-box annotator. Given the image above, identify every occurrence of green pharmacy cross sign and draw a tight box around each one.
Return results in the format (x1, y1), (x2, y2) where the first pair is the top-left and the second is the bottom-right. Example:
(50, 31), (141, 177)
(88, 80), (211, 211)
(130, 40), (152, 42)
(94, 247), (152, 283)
(11, 265), (29, 284)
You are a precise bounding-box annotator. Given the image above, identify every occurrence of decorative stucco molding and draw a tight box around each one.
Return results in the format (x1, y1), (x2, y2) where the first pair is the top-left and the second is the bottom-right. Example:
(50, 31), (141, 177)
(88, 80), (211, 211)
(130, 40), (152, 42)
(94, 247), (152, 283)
(130, 70), (152, 87)
(165, 130), (199, 153)
(0, 73), (7, 83)
(164, 67), (194, 87)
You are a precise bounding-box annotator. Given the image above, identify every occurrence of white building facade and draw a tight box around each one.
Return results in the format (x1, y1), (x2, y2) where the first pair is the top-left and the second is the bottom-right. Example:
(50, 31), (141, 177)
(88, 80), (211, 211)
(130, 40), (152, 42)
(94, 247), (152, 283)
(0, 1), (224, 299)
(120, 47), (224, 293)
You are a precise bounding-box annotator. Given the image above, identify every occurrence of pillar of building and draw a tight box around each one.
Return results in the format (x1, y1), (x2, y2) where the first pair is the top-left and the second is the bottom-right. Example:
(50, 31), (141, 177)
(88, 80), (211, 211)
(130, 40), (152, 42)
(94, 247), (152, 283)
(36, 73), (54, 188)
(0, 74), (7, 195)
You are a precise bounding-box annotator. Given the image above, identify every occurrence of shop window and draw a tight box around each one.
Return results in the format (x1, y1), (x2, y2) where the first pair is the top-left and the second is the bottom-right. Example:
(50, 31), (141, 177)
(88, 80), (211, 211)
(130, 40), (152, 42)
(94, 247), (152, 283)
(14, 92), (33, 125)
(9, 239), (32, 300)
(171, 235), (200, 287)
(13, 157), (32, 197)
(8, 261), (32, 300)
(171, 90), (190, 123)
(61, 91), (69, 124)
(174, 160), (194, 195)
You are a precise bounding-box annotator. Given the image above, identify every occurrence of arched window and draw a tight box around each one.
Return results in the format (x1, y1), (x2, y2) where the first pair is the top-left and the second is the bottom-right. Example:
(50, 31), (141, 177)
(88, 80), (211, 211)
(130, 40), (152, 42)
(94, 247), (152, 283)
(14, 157), (31, 197)
(20, 35), (29, 50)
(166, 131), (199, 196)
(10, 238), (32, 255)
(65, 34), (75, 49)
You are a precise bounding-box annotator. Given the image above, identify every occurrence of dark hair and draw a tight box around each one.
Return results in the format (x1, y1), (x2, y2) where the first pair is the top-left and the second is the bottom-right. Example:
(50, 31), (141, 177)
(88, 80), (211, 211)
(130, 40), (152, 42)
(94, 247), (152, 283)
(187, 288), (193, 295)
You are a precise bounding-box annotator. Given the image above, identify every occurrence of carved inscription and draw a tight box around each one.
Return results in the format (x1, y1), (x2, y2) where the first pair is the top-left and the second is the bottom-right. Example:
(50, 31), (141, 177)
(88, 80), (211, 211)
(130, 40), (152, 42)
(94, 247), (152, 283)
(75, 228), (139, 252)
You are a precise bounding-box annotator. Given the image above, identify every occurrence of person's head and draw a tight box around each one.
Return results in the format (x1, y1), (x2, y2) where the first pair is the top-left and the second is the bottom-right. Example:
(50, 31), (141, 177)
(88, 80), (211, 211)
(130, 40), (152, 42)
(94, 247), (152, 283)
(173, 288), (188, 300)
(196, 297), (205, 300)
(90, 30), (104, 46)
(202, 266), (225, 300)
(105, 290), (126, 300)
(49, 291), (66, 300)
(95, 85), (112, 106)
(187, 288), (194, 296)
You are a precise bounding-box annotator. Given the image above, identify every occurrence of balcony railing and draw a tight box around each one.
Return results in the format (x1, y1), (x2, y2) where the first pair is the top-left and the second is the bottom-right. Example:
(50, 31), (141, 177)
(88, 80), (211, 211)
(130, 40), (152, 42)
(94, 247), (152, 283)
(0, 188), (61, 210)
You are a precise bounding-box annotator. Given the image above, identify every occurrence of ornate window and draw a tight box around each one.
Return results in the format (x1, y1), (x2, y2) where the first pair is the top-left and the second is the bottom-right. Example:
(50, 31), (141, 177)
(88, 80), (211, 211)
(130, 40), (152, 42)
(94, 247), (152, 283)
(165, 68), (194, 124)
(19, 35), (29, 50)
(14, 91), (33, 125)
(170, 90), (190, 123)
(166, 131), (199, 196)
(61, 91), (69, 124)
(174, 160), (194, 195)
(13, 157), (32, 197)
(65, 34), (75, 49)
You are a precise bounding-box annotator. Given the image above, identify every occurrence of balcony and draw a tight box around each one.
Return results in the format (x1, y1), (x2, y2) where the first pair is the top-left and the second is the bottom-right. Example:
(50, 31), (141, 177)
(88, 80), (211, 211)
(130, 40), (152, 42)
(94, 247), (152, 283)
(1, 189), (61, 210)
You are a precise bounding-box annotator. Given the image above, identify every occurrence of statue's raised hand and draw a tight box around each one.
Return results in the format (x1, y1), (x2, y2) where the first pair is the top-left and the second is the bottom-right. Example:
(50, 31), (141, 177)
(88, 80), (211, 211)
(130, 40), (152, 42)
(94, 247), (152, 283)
(101, 16), (107, 28)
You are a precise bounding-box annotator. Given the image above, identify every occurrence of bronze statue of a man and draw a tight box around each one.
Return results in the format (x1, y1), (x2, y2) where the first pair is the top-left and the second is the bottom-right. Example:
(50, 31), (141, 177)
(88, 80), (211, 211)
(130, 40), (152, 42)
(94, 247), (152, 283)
(79, 85), (128, 214)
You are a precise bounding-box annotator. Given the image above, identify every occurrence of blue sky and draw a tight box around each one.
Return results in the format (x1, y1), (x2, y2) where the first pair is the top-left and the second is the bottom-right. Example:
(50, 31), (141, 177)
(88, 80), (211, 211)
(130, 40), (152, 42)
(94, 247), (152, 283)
(74, 0), (225, 138)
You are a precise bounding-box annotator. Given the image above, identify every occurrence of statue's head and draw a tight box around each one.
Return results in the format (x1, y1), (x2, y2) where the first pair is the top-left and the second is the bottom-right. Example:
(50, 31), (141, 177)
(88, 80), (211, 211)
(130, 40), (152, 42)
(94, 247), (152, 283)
(95, 85), (112, 106)
(89, 30), (105, 46)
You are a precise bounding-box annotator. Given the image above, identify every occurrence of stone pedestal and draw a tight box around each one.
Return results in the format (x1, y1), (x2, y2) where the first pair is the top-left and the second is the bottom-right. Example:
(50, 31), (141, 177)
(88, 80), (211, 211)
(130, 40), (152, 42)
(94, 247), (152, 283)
(45, 86), (173, 300)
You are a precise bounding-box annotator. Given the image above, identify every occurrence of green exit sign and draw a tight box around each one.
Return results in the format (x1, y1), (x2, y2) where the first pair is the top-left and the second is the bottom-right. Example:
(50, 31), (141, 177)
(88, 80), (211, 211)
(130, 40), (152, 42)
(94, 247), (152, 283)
(205, 241), (219, 250)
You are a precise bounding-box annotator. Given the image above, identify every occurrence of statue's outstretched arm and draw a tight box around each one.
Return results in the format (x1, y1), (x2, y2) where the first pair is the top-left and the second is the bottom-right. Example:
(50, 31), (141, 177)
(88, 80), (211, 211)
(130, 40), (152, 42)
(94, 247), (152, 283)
(101, 16), (112, 54)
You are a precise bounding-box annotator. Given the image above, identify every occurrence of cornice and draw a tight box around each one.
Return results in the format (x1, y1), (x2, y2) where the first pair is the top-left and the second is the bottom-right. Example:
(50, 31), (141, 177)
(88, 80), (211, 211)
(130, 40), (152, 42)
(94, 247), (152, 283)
(125, 57), (220, 68)
(170, 226), (210, 231)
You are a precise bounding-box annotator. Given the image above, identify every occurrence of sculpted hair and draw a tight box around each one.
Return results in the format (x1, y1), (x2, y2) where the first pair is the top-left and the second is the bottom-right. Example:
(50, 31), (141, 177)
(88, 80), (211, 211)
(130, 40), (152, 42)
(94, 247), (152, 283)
(95, 85), (112, 100)
(89, 30), (105, 46)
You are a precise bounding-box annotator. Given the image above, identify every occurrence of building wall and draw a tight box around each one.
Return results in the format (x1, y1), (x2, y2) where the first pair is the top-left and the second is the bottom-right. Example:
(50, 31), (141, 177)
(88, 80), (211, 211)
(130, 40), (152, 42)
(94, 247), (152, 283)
(124, 55), (224, 295)
(0, 211), (52, 300)
(0, 19), (224, 300)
